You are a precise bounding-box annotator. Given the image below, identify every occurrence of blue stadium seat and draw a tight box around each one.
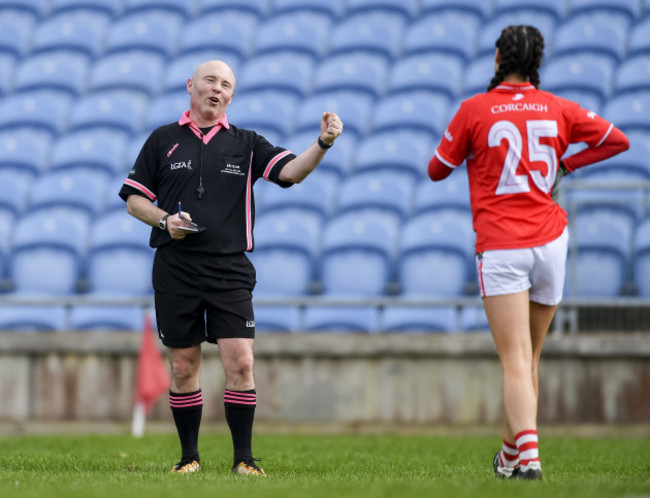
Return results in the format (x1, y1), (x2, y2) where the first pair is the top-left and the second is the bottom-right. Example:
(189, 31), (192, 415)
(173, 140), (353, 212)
(336, 173), (413, 229)
(145, 91), (189, 131)
(252, 305), (302, 333)
(30, 11), (109, 58)
(69, 306), (145, 331)
(373, 92), (449, 138)
(398, 213), (475, 297)
(567, 0), (641, 25)
(86, 210), (154, 296)
(602, 92), (650, 134)
(125, 132), (150, 173)
(403, 13), (477, 63)
(123, 0), (197, 18)
(575, 139), (650, 180)
(178, 11), (257, 60)
(353, 130), (433, 185)
(248, 215), (319, 297)
(0, 90), (71, 137)
(29, 170), (108, 224)
(0, 54), (14, 96)
(615, 55), (650, 96)
(628, 18), (650, 58)
(238, 52), (315, 98)
(389, 53), (463, 100)
(89, 51), (165, 97)
(10, 211), (88, 295)
(104, 11), (181, 58)
(0, 180), (28, 220)
(0, 11), (33, 58)
(50, 129), (128, 178)
(294, 90), (374, 139)
(0, 0), (48, 17)
(420, 0), (492, 20)
(0, 129), (52, 181)
(552, 14), (627, 65)
(553, 90), (602, 115)
(303, 305), (380, 333)
(477, 12), (556, 57)
(633, 217), (650, 297)
(199, 0), (272, 17)
(327, 12), (405, 61)
(413, 169), (472, 216)
(381, 306), (458, 333)
(14, 51), (90, 97)
(163, 51), (241, 94)
(494, 0), (566, 21)
(260, 179), (334, 225)
(459, 305), (489, 332)
(69, 90), (148, 137)
(319, 214), (396, 297)
(105, 175), (130, 213)
(254, 12), (330, 60)
(563, 187), (644, 230)
(227, 91), (298, 139)
(283, 131), (356, 181)
(564, 213), (632, 297)
(272, 0), (344, 19)
(314, 53), (389, 99)
(49, 0), (122, 17)
(346, 0), (419, 20)
(542, 54), (614, 107)
(463, 54), (494, 98)
(0, 306), (68, 332)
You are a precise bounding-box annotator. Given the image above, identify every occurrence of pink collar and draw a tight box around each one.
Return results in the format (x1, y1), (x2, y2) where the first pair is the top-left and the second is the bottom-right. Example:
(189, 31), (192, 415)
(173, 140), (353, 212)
(178, 111), (229, 144)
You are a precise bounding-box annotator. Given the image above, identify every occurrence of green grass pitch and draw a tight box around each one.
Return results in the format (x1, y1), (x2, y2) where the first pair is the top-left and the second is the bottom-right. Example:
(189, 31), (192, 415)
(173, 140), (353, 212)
(0, 433), (648, 498)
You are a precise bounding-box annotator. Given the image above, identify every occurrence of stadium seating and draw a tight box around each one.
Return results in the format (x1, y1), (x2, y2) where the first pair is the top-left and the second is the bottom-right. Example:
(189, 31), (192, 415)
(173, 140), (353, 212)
(248, 215), (319, 297)
(14, 51), (90, 98)
(122, 0), (197, 19)
(402, 13), (478, 63)
(199, 0), (272, 17)
(541, 54), (614, 107)
(328, 11), (405, 61)
(346, 0), (419, 20)
(494, 0), (566, 21)
(602, 92), (650, 134)
(69, 305), (146, 332)
(388, 53), (464, 100)
(49, 129), (128, 178)
(283, 131), (356, 181)
(0, 90), (72, 137)
(145, 91), (189, 131)
(313, 53), (389, 99)
(85, 210), (154, 296)
(260, 179), (334, 226)
(628, 18), (650, 57)
(238, 52), (315, 98)
(459, 305), (490, 332)
(104, 11), (181, 58)
(226, 91), (298, 139)
(0, 12), (34, 61)
(30, 11), (109, 58)
(254, 12), (330, 60)
(633, 218), (650, 297)
(49, 0), (122, 17)
(419, 0), (492, 21)
(552, 15), (627, 65)
(68, 90), (148, 137)
(381, 306), (458, 333)
(568, 0), (641, 25)
(0, 54), (13, 96)
(303, 305), (381, 333)
(0, 0), (49, 19)
(477, 12), (556, 57)
(372, 92), (449, 138)
(0, 306), (68, 332)
(0, 128), (52, 181)
(615, 55), (650, 95)
(10, 211), (88, 295)
(253, 305), (302, 333)
(89, 51), (165, 97)
(272, 0), (345, 19)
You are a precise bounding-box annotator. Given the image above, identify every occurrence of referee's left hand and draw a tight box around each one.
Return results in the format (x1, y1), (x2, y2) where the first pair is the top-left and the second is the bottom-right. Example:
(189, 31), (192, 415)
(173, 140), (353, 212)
(320, 112), (343, 146)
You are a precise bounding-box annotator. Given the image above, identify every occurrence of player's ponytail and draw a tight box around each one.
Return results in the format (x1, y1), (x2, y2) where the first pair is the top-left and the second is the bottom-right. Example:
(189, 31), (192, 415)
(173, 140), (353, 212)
(487, 25), (544, 91)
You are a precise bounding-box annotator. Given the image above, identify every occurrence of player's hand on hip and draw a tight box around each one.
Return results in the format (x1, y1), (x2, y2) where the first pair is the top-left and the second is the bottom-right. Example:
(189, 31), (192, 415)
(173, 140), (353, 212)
(320, 112), (343, 145)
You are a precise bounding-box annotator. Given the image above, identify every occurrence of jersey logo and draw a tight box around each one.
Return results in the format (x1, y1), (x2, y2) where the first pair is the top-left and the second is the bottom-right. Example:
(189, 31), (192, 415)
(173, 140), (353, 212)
(170, 159), (192, 171)
(513, 93), (524, 101)
(246, 320), (255, 328)
(444, 129), (453, 142)
(587, 111), (596, 119)
(167, 143), (179, 157)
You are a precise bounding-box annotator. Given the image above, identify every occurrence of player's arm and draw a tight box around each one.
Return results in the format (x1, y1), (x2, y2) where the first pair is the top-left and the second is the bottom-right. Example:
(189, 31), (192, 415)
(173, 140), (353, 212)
(428, 155), (454, 181)
(126, 194), (191, 240)
(561, 126), (629, 172)
(278, 112), (343, 183)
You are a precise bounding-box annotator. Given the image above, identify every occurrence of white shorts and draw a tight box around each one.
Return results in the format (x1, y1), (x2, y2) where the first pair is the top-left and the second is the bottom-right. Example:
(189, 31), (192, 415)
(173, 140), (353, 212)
(475, 227), (568, 305)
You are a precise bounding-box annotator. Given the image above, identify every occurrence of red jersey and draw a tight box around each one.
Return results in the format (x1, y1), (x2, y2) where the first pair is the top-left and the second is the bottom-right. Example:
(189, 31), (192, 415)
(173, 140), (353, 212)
(434, 82), (616, 252)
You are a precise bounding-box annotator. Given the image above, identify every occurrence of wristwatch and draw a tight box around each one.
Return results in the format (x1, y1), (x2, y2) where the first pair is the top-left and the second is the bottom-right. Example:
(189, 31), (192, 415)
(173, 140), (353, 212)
(158, 213), (171, 230)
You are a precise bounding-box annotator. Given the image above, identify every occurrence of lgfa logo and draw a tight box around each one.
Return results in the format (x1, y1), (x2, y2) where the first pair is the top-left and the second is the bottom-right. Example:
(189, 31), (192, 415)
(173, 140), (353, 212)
(170, 159), (192, 171)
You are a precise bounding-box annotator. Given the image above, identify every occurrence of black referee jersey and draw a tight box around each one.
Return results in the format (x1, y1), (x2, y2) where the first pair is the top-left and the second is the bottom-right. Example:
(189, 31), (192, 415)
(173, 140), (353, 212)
(119, 112), (297, 254)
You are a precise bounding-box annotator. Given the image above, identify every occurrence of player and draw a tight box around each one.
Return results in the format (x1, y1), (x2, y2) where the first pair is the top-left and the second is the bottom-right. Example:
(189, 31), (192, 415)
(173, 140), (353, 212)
(427, 25), (629, 479)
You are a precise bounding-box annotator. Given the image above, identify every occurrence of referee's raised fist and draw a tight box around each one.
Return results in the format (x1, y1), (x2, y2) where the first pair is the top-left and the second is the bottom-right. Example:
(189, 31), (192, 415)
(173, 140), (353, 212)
(320, 112), (343, 145)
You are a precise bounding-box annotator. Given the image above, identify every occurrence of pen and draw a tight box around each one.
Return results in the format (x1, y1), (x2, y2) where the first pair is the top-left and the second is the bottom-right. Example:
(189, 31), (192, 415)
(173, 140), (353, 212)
(178, 201), (182, 221)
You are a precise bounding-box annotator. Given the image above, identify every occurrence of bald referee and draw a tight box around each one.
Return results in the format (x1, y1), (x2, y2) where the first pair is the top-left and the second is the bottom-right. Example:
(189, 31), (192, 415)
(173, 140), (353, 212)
(119, 60), (343, 476)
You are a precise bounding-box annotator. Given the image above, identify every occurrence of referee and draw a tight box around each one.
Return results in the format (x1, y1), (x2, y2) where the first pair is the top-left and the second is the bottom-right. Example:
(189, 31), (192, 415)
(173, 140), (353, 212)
(119, 60), (343, 476)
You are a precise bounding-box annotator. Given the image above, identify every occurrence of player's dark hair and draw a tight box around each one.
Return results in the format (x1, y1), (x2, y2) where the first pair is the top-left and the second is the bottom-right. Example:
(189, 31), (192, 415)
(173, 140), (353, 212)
(488, 25), (544, 91)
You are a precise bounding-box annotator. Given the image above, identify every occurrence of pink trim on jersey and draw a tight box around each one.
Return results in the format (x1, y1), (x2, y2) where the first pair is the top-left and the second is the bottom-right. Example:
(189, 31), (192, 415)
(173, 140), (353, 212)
(263, 150), (293, 181)
(124, 178), (156, 201)
(224, 390), (257, 406)
(245, 152), (254, 251)
(169, 392), (203, 408)
(434, 148), (460, 169)
(178, 110), (229, 144)
(595, 123), (613, 147)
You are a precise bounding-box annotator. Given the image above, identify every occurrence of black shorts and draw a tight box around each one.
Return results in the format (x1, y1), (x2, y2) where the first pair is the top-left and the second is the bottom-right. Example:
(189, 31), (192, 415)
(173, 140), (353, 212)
(152, 247), (256, 348)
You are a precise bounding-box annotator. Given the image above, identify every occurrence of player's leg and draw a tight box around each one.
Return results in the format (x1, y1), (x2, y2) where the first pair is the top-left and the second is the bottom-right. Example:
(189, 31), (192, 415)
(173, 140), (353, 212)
(155, 290), (206, 474)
